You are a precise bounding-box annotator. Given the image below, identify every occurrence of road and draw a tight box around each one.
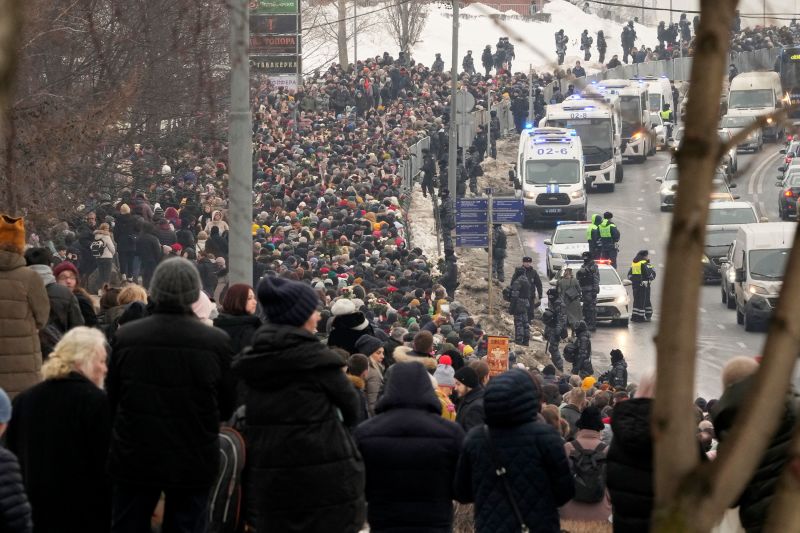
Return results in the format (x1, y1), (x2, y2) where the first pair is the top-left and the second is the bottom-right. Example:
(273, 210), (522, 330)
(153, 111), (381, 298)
(517, 144), (786, 399)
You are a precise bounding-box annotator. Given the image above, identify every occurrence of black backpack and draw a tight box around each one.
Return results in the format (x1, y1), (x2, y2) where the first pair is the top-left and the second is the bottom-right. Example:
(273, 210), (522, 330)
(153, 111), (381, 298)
(563, 341), (577, 363)
(569, 441), (607, 503)
(208, 426), (246, 533)
(90, 238), (106, 258)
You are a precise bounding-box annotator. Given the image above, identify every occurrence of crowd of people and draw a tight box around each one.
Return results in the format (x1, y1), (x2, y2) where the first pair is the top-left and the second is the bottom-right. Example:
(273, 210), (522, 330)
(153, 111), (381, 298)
(0, 10), (797, 532)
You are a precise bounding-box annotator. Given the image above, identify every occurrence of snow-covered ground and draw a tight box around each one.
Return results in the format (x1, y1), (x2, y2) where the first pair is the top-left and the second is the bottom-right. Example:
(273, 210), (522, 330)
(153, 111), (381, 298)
(304, 0), (658, 75)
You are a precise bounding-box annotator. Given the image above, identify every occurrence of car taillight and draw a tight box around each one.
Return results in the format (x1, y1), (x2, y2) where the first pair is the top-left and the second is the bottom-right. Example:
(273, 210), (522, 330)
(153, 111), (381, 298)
(785, 190), (794, 197)
(788, 135), (794, 142)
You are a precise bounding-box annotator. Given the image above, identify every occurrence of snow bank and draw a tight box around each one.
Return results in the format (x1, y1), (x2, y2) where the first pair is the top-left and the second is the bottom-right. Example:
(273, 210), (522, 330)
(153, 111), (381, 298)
(304, 0), (658, 76)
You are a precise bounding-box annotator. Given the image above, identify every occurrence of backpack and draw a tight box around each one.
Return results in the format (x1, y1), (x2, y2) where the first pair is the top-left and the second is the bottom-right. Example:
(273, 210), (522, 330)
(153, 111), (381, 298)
(90, 238), (106, 258)
(208, 427), (246, 533)
(563, 341), (577, 363)
(39, 323), (63, 360)
(569, 441), (607, 503)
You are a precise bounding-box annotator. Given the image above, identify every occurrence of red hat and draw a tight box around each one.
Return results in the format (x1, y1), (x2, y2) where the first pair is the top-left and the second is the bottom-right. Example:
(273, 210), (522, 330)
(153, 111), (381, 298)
(439, 355), (452, 366)
(170, 243), (183, 252)
(53, 261), (79, 278)
(387, 286), (398, 292)
(320, 267), (330, 274)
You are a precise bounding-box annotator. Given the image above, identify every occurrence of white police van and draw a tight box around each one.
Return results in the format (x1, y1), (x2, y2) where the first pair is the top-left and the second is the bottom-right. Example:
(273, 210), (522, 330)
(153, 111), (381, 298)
(517, 127), (586, 223)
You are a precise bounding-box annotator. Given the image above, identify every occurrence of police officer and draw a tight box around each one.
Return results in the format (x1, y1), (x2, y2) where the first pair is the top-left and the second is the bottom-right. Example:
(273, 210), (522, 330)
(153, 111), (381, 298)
(628, 249), (656, 322)
(597, 30), (607, 64)
(577, 251), (600, 331)
(544, 288), (567, 371)
(439, 189), (455, 250)
(515, 256), (543, 323)
(473, 126), (488, 163)
(660, 104), (674, 139)
(466, 147), (482, 195)
(599, 211), (620, 267)
(509, 267), (531, 345)
(432, 53), (445, 73)
(421, 148), (436, 198)
(580, 30), (593, 62)
(462, 50), (475, 74)
(489, 110), (501, 159)
(586, 213), (602, 259)
(492, 224), (507, 283)
(441, 248), (459, 297)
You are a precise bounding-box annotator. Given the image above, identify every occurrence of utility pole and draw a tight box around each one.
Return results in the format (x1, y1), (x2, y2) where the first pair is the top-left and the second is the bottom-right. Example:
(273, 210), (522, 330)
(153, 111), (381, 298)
(353, 0), (358, 65)
(229, 0), (253, 287)
(447, 0), (460, 204)
(527, 65), (534, 128)
(487, 88), (493, 158)
(487, 189), (494, 318)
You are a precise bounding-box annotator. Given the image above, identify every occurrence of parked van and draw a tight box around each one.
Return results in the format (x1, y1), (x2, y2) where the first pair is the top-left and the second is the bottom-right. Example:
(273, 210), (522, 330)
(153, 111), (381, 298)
(727, 222), (796, 331)
(727, 71), (785, 141)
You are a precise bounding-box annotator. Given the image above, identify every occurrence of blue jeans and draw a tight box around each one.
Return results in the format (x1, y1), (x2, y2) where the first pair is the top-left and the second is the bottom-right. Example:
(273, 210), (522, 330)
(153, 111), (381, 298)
(111, 484), (209, 533)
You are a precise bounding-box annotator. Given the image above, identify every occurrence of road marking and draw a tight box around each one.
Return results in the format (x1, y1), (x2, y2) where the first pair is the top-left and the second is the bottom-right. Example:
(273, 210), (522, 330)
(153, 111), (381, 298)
(643, 237), (650, 242)
(637, 197), (644, 201)
(636, 206), (643, 211)
(748, 150), (781, 196)
(736, 341), (746, 349)
(639, 226), (645, 231)
(758, 201), (766, 217)
(699, 307), (707, 313)
(640, 188), (645, 193)
(636, 216), (642, 221)
(716, 323), (726, 330)
(658, 263), (664, 267)
(649, 250), (656, 254)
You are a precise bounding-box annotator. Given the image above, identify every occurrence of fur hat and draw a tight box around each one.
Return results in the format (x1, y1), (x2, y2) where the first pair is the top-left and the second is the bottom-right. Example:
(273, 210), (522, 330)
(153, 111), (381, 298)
(331, 298), (356, 316)
(0, 215), (25, 254)
(257, 276), (320, 327)
(149, 258), (201, 309)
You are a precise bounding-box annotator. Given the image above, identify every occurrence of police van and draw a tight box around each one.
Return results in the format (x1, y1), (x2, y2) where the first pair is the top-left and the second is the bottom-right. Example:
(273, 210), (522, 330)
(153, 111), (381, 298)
(597, 79), (655, 162)
(517, 127), (586, 222)
(541, 95), (621, 191)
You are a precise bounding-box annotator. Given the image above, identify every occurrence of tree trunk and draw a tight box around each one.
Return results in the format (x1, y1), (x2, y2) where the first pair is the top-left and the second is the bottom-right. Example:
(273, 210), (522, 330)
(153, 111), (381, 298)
(0, 0), (23, 215)
(400, 2), (409, 55)
(337, 0), (349, 67)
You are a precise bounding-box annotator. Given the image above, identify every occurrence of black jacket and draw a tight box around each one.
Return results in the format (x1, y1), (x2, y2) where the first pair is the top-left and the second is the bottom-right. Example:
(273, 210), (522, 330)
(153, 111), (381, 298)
(712, 376), (796, 532)
(456, 386), (485, 434)
(7, 373), (111, 533)
(328, 312), (375, 355)
(112, 213), (138, 252)
(45, 283), (84, 332)
(135, 231), (161, 265)
(234, 324), (366, 533)
(107, 309), (234, 488)
(607, 398), (654, 533)
(572, 322), (593, 378)
(454, 369), (573, 532)
(213, 313), (262, 355)
(0, 447), (32, 533)
(196, 257), (217, 295)
(354, 362), (465, 532)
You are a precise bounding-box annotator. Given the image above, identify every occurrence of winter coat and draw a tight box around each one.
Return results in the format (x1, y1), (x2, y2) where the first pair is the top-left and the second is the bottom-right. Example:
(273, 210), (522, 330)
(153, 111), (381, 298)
(354, 362), (465, 532)
(0, 447), (32, 533)
(561, 403), (582, 441)
(213, 313), (261, 355)
(233, 323), (366, 533)
(572, 322), (594, 378)
(204, 211), (229, 235)
(365, 358), (384, 416)
(557, 277), (583, 326)
(454, 369), (574, 533)
(712, 375), (797, 532)
(600, 360), (628, 389)
(154, 222), (177, 246)
(135, 231), (161, 265)
(107, 308), (235, 489)
(560, 429), (612, 523)
(92, 229), (116, 259)
(28, 264), (84, 332)
(0, 251), (49, 398)
(328, 311), (375, 354)
(196, 257), (217, 295)
(7, 372), (111, 533)
(112, 213), (137, 253)
(544, 296), (567, 339)
(455, 386), (485, 434)
(606, 398), (654, 533)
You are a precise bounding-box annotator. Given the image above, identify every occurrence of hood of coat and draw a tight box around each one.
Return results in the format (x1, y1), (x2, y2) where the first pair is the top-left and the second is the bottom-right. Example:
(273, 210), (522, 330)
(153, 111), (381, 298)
(234, 323), (345, 382)
(94, 229), (111, 237)
(610, 398), (653, 458)
(28, 263), (55, 285)
(393, 346), (437, 371)
(375, 360), (440, 415)
(0, 250), (24, 272)
(484, 368), (542, 427)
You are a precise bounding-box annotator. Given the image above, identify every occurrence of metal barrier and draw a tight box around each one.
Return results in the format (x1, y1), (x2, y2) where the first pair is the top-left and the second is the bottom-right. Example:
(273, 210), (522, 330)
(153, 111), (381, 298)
(397, 136), (431, 250)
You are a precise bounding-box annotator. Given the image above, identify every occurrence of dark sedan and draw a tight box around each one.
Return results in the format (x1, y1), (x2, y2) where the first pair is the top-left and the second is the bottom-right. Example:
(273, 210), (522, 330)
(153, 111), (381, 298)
(703, 229), (738, 282)
(777, 172), (800, 220)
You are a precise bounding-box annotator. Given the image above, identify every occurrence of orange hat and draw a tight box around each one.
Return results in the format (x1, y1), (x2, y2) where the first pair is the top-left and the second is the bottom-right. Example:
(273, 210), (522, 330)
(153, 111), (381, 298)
(0, 215), (25, 254)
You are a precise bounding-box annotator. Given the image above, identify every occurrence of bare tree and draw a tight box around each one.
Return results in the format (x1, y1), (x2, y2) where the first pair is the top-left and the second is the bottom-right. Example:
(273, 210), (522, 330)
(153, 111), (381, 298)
(385, 0), (428, 57)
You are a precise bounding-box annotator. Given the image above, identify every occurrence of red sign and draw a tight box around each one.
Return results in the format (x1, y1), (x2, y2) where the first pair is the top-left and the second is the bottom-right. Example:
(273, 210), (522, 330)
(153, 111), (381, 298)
(250, 34), (298, 54)
(486, 336), (509, 377)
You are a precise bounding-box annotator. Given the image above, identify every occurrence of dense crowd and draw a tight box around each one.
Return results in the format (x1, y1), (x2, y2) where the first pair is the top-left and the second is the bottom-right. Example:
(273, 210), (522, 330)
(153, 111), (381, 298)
(0, 12), (797, 533)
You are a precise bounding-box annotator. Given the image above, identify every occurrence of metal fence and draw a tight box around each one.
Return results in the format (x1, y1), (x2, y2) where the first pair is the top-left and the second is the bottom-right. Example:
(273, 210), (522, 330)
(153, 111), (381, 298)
(397, 136), (431, 250)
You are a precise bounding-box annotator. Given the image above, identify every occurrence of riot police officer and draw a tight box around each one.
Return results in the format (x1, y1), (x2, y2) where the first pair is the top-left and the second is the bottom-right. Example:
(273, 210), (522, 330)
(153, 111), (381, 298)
(515, 256), (543, 324)
(492, 224), (507, 283)
(577, 251), (600, 331)
(544, 288), (567, 371)
(509, 267), (531, 345)
(421, 148), (436, 198)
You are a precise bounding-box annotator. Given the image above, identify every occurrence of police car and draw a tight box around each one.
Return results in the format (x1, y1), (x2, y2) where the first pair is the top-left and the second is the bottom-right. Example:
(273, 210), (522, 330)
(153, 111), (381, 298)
(550, 260), (632, 326)
(543, 221), (591, 278)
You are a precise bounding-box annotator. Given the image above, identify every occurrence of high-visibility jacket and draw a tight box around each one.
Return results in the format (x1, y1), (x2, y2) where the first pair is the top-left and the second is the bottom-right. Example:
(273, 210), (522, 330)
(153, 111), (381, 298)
(660, 110), (673, 121)
(630, 260), (647, 275)
(599, 220), (616, 239)
(586, 222), (599, 240)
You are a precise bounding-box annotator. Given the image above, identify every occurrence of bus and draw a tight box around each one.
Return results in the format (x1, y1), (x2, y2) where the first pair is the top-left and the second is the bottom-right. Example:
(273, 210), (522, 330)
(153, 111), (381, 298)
(775, 45), (800, 118)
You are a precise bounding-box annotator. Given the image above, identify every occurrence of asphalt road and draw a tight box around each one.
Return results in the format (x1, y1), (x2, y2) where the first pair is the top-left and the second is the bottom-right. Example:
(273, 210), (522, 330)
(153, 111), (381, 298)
(516, 143), (787, 399)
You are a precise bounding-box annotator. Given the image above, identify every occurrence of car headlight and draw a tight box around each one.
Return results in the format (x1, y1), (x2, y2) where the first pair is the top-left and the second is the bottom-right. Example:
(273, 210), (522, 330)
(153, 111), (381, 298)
(615, 295), (627, 304)
(550, 253), (563, 260)
(600, 159), (613, 170)
(748, 284), (768, 295)
(727, 269), (736, 282)
(701, 254), (709, 264)
(570, 189), (584, 199)
(766, 117), (774, 124)
(524, 191), (535, 199)
(632, 132), (642, 140)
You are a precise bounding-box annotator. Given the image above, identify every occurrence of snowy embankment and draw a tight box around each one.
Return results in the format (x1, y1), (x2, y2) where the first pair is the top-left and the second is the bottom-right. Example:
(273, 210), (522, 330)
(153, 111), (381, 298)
(304, 0), (658, 76)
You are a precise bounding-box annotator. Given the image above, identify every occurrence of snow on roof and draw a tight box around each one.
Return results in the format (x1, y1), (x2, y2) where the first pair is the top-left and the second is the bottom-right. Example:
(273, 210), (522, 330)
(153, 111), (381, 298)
(461, 2), (503, 16)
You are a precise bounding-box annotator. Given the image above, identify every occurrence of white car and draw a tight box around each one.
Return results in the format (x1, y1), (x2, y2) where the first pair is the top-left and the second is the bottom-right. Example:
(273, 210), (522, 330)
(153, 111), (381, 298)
(649, 112), (667, 149)
(721, 114), (763, 152)
(657, 164), (736, 211)
(543, 222), (590, 278)
(550, 260), (632, 326)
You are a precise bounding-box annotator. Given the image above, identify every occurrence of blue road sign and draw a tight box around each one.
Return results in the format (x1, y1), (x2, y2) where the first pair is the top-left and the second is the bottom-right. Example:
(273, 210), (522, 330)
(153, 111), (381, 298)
(492, 198), (524, 225)
(492, 198), (524, 210)
(456, 223), (486, 235)
(493, 210), (524, 224)
(456, 210), (488, 223)
(456, 198), (488, 210)
(456, 234), (489, 247)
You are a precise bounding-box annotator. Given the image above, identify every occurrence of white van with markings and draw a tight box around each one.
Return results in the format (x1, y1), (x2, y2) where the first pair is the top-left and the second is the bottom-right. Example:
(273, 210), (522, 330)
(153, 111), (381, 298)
(727, 71), (785, 141)
(518, 127), (586, 222)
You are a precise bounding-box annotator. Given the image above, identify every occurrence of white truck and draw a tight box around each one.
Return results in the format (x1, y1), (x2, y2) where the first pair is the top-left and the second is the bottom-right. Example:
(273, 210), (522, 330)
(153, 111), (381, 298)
(541, 94), (621, 191)
(597, 78), (655, 162)
(638, 76), (675, 117)
(517, 127), (587, 222)
(727, 71), (785, 141)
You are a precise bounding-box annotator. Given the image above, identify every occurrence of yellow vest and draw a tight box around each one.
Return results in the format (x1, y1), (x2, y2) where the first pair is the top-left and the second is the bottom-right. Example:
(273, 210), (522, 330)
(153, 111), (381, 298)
(631, 260), (646, 275)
